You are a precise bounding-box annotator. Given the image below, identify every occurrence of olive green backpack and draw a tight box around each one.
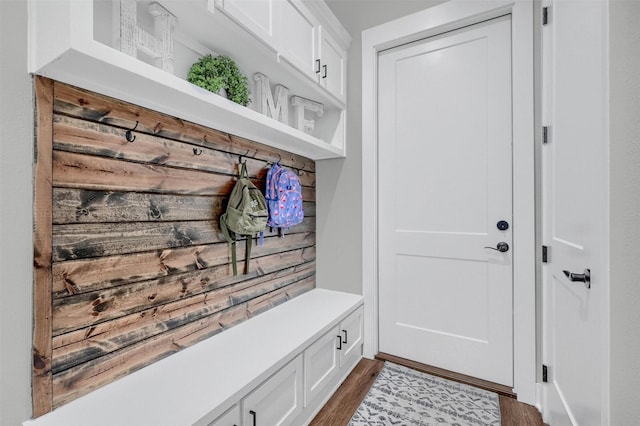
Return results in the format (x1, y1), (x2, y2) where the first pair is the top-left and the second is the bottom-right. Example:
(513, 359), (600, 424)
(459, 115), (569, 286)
(220, 162), (268, 275)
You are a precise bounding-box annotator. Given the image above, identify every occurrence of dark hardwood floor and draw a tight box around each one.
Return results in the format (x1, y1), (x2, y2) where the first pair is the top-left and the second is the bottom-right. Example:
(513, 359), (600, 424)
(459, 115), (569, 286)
(310, 357), (546, 426)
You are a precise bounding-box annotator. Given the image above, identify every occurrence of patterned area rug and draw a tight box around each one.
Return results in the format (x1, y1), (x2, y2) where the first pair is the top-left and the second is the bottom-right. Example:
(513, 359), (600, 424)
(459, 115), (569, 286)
(349, 362), (501, 426)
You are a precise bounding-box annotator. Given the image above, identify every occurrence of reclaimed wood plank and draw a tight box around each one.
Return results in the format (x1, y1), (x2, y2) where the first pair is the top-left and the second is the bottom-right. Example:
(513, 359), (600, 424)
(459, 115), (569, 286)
(52, 262), (315, 358)
(51, 279), (314, 408)
(52, 258), (316, 336)
(53, 189), (223, 224)
(51, 265), (315, 373)
(52, 220), (222, 262)
(53, 82), (315, 172)
(53, 114), (317, 188)
(33, 76), (54, 416)
(52, 150), (234, 196)
(53, 189), (315, 225)
(52, 233), (316, 297)
(52, 215), (315, 262)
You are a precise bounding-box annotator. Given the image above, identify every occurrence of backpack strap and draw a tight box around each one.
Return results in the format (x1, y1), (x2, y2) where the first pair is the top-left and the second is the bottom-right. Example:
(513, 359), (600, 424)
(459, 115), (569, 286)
(245, 235), (253, 274)
(220, 213), (238, 276)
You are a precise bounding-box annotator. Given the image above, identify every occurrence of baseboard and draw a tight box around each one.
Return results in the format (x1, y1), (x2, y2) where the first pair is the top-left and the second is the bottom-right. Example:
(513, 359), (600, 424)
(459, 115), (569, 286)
(376, 352), (517, 398)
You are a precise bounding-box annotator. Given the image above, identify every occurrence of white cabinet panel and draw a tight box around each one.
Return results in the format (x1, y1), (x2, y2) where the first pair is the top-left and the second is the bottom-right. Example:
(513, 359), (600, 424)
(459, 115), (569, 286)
(339, 306), (363, 370)
(302, 307), (363, 410)
(216, 0), (276, 46)
(319, 28), (346, 102)
(304, 325), (340, 406)
(242, 355), (303, 426)
(278, 0), (319, 81)
(208, 404), (240, 426)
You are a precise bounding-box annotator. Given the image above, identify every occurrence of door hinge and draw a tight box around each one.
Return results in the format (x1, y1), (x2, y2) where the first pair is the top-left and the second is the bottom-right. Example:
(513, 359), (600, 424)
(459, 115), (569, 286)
(542, 364), (549, 383)
(542, 245), (549, 263)
(542, 6), (550, 26)
(542, 126), (550, 144)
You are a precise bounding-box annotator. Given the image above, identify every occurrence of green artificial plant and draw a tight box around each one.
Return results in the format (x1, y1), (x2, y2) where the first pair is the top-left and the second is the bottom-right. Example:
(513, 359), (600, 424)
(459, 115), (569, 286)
(187, 54), (250, 106)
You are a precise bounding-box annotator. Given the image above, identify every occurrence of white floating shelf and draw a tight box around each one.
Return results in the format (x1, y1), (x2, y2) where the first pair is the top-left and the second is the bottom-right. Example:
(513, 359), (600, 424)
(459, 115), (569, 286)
(28, 0), (347, 160)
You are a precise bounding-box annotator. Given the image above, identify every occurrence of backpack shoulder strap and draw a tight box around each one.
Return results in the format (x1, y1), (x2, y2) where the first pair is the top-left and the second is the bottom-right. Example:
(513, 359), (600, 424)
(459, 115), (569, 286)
(220, 213), (238, 276)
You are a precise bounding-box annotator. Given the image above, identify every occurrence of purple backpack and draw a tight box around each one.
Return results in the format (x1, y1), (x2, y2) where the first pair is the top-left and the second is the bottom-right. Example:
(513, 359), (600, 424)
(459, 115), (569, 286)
(266, 162), (304, 232)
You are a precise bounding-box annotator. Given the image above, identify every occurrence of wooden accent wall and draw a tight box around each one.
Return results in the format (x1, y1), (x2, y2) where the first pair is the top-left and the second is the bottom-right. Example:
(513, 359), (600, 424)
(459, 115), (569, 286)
(32, 77), (316, 415)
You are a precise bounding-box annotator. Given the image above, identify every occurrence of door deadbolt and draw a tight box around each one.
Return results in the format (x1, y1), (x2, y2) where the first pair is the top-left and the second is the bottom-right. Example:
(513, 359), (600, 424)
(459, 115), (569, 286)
(497, 220), (509, 231)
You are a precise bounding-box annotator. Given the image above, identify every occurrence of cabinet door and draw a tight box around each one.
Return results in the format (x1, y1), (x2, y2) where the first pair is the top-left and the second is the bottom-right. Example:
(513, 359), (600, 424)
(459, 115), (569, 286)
(339, 307), (363, 371)
(278, 0), (319, 80)
(216, 0), (277, 46)
(208, 404), (241, 426)
(242, 355), (303, 426)
(319, 28), (346, 102)
(303, 325), (340, 407)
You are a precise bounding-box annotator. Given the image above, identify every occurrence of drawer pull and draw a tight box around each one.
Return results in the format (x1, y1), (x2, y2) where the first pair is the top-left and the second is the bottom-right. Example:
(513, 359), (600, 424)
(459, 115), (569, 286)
(336, 335), (342, 350)
(315, 59), (321, 73)
(322, 64), (327, 79)
(249, 410), (257, 426)
(342, 329), (348, 344)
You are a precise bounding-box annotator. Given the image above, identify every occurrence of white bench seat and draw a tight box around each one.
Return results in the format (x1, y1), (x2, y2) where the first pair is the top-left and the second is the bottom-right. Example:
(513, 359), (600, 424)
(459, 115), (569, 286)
(24, 288), (364, 426)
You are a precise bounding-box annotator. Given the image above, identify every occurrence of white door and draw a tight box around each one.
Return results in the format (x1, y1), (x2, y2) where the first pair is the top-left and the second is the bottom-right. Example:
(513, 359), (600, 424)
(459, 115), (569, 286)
(378, 16), (514, 386)
(541, 2), (607, 424)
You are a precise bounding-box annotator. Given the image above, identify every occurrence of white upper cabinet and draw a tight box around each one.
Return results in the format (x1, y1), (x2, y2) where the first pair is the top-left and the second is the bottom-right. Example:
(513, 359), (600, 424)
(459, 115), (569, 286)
(318, 27), (346, 103)
(28, 0), (351, 159)
(215, 0), (277, 46)
(277, 0), (320, 82)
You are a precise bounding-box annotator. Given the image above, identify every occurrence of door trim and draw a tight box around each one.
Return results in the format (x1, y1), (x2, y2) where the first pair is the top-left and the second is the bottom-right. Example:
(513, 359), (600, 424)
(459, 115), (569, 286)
(361, 0), (536, 404)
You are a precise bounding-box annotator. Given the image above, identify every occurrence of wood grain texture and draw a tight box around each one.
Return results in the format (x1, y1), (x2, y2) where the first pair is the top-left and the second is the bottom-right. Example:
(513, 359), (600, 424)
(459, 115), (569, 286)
(33, 76), (55, 417)
(51, 232), (316, 297)
(51, 278), (315, 408)
(51, 261), (316, 372)
(53, 81), (315, 172)
(34, 80), (317, 413)
(310, 358), (385, 426)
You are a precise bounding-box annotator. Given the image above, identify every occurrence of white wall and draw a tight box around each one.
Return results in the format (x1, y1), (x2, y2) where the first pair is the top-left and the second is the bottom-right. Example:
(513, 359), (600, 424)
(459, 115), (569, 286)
(0, 1), (34, 425)
(609, 1), (640, 423)
(317, 0), (446, 295)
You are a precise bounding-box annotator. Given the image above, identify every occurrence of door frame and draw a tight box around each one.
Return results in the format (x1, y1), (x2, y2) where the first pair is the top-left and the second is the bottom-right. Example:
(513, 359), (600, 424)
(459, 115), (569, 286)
(362, 0), (536, 404)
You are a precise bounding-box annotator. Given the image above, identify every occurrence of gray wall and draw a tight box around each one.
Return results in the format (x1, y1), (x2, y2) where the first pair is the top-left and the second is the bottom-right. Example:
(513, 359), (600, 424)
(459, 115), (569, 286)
(317, 0), (445, 295)
(609, 1), (640, 423)
(0, 1), (34, 425)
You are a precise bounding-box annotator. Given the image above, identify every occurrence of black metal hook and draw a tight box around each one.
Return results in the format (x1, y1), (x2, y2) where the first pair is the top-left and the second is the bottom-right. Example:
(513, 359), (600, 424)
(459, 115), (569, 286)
(239, 150), (250, 164)
(193, 147), (203, 156)
(125, 121), (139, 143)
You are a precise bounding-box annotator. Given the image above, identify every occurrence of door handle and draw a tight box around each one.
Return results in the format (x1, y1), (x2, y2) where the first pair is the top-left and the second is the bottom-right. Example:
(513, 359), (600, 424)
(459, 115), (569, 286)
(484, 242), (509, 253)
(563, 269), (591, 289)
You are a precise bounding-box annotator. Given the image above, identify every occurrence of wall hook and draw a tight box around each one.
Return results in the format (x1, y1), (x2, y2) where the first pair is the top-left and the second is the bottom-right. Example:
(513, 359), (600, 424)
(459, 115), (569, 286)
(239, 150), (250, 164)
(125, 121), (139, 143)
(193, 147), (203, 156)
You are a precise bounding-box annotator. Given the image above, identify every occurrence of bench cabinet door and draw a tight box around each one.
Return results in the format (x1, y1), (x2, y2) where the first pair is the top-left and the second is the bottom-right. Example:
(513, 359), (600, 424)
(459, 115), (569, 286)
(242, 354), (303, 426)
(339, 306), (363, 371)
(303, 325), (340, 406)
